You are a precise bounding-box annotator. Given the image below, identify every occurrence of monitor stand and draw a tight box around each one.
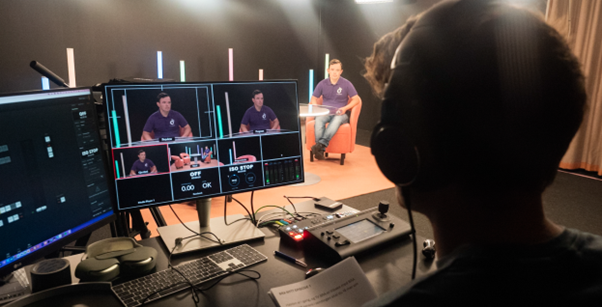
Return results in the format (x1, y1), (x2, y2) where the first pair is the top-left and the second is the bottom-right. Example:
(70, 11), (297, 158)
(157, 198), (265, 255)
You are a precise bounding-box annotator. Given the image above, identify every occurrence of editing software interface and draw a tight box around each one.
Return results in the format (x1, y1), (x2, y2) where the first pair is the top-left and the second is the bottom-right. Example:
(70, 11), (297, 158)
(0, 88), (115, 275)
(104, 81), (304, 210)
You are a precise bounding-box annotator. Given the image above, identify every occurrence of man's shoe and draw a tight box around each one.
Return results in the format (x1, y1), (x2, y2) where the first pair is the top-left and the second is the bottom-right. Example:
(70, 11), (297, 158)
(313, 143), (325, 160)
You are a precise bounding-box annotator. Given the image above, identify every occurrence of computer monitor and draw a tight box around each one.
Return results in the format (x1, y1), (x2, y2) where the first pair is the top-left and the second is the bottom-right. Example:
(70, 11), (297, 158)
(102, 81), (304, 253)
(0, 88), (116, 277)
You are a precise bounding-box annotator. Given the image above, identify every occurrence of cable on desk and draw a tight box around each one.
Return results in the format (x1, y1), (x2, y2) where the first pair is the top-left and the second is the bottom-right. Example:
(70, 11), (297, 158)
(194, 269), (261, 291)
(168, 205), (223, 244)
(223, 196), (255, 226)
(250, 191), (256, 224)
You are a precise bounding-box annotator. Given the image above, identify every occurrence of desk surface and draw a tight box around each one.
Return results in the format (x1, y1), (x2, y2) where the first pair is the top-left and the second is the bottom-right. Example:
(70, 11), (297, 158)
(9, 200), (436, 307)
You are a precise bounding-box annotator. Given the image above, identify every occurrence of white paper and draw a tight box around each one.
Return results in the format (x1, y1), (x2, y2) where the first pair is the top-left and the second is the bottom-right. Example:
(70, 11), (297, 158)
(268, 257), (377, 307)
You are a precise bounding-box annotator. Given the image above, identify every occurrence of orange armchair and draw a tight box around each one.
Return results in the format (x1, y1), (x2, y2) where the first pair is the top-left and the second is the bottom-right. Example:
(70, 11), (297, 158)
(305, 96), (362, 165)
(171, 155), (184, 169)
(180, 153), (191, 165)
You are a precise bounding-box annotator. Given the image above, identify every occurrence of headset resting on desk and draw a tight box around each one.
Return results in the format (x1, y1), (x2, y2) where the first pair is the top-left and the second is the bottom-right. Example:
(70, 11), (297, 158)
(75, 237), (157, 282)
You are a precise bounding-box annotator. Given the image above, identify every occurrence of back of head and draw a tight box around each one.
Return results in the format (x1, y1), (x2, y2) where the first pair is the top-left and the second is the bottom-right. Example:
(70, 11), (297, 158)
(368, 0), (586, 193)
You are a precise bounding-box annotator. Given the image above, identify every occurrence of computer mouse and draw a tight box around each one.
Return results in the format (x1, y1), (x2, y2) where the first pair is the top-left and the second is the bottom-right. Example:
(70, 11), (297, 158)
(305, 267), (324, 279)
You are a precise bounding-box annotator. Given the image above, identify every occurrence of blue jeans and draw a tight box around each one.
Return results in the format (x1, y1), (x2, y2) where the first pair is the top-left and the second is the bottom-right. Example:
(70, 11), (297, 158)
(314, 114), (349, 147)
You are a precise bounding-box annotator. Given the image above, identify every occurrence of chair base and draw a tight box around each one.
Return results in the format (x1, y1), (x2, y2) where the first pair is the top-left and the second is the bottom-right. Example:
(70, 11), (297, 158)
(308, 151), (346, 165)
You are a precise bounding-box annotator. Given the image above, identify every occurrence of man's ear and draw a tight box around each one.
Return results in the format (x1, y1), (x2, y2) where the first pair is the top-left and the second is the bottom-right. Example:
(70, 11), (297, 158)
(156, 102), (160, 108)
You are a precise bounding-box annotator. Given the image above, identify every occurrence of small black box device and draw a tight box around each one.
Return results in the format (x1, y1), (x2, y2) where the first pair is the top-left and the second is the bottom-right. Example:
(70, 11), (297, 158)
(314, 197), (343, 210)
(303, 204), (412, 260)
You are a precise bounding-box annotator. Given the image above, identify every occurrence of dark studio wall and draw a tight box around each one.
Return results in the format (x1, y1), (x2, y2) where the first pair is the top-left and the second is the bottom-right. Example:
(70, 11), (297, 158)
(0, 0), (547, 131)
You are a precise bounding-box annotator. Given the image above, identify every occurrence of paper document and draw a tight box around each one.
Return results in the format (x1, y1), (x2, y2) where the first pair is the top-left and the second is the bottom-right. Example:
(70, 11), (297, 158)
(268, 257), (377, 307)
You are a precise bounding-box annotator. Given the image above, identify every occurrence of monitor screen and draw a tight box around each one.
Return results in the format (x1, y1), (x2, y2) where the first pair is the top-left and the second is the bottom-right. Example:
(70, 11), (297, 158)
(103, 81), (304, 211)
(0, 88), (116, 277)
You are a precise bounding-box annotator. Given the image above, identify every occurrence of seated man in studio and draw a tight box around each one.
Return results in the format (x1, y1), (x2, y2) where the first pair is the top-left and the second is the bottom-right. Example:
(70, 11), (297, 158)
(362, 0), (602, 305)
(240, 89), (280, 132)
(130, 149), (157, 176)
(310, 59), (360, 160)
(142, 92), (192, 140)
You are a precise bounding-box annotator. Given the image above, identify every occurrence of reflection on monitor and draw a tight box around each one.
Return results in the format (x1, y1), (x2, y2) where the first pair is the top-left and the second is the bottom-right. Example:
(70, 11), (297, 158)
(103, 81), (304, 211)
(0, 88), (116, 277)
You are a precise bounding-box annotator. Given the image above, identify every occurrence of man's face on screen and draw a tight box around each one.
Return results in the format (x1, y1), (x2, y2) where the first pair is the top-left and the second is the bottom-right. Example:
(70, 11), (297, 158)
(157, 96), (172, 113)
(328, 63), (343, 80)
(252, 93), (264, 108)
(138, 151), (146, 162)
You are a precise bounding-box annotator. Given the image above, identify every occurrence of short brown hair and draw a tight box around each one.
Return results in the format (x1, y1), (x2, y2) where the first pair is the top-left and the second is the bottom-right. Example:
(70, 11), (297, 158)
(329, 59), (342, 69)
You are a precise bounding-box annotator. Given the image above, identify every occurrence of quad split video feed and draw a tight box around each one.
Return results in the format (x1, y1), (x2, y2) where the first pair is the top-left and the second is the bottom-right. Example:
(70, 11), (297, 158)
(103, 81), (305, 210)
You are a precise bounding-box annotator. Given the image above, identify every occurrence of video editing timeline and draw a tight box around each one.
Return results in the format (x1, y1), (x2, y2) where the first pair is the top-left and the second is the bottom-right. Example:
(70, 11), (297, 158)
(103, 81), (305, 211)
(0, 89), (114, 271)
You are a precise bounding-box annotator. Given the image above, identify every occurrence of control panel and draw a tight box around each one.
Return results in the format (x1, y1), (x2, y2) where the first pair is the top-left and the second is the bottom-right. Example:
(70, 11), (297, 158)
(303, 202), (412, 260)
(278, 210), (359, 243)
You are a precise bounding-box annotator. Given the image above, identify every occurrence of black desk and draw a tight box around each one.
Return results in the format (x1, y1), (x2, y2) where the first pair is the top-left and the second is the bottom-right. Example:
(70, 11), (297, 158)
(9, 200), (436, 307)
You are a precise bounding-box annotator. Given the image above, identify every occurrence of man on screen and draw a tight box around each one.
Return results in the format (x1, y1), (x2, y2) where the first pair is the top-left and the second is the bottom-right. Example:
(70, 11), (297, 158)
(240, 90), (280, 132)
(129, 150), (157, 176)
(201, 145), (212, 164)
(142, 92), (192, 140)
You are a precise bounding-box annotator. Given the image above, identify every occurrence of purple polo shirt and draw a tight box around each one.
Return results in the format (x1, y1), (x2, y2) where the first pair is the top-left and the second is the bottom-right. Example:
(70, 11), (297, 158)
(312, 77), (358, 115)
(131, 159), (155, 175)
(241, 105), (277, 130)
(143, 110), (189, 138)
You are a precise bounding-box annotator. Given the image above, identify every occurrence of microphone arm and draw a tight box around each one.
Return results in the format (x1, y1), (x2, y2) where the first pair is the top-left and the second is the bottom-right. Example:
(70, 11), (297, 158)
(30, 61), (69, 88)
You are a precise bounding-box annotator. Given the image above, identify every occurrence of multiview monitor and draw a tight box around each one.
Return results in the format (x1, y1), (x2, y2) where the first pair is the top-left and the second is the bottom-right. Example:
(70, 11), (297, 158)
(103, 80), (304, 210)
(0, 88), (116, 277)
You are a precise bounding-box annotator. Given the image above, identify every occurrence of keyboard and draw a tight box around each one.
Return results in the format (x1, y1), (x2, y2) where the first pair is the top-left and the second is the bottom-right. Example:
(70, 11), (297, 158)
(111, 244), (267, 307)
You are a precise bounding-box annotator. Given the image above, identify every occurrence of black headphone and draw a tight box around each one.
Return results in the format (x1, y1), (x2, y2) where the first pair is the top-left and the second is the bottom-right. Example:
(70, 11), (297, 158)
(75, 237), (157, 282)
(371, 0), (482, 188)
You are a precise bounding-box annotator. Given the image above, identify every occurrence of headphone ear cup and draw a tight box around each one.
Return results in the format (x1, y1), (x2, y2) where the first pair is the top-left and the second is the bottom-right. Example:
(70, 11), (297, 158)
(118, 247), (157, 277)
(75, 258), (121, 282)
(371, 124), (419, 186)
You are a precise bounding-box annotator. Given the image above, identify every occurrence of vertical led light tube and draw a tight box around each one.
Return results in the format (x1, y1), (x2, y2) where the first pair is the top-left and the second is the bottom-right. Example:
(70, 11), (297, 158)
(115, 161), (121, 179)
(122, 95), (132, 145)
(157, 51), (163, 79)
(229, 149), (233, 165)
(66, 48), (76, 87)
(120, 153), (126, 179)
(259, 69), (263, 81)
(324, 53), (330, 79)
(111, 110), (121, 147)
(216, 105), (224, 138)
(224, 92), (233, 137)
(233, 141), (237, 160)
(180, 60), (186, 82)
(309, 69), (314, 103)
(228, 48), (233, 81)
(41, 77), (50, 90)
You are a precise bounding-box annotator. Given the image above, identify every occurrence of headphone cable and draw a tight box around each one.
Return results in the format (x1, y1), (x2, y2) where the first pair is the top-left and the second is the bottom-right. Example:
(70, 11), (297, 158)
(401, 186), (417, 280)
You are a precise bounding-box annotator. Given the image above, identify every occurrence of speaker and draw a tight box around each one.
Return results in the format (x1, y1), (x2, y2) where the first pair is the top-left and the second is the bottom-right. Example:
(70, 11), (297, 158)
(30, 258), (71, 293)
(75, 237), (157, 282)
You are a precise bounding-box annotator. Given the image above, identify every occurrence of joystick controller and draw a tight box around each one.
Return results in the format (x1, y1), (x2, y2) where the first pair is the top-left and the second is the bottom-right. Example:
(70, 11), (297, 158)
(372, 201), (390, 222)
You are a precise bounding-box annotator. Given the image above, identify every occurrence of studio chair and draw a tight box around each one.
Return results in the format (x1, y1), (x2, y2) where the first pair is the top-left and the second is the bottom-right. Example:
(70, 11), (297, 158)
(305, 96), (362, 165)
(171, 155), (184, 169)
(180, 153), (191, 165)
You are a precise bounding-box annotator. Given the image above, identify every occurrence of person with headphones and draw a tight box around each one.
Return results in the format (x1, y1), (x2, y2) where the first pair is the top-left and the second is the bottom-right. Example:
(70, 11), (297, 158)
(363, 0), (602, 305)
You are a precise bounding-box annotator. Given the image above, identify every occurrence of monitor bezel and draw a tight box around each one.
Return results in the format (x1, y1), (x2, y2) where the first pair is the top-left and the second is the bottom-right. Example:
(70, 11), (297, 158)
(100, 80), (305, 212)
(0, 87), (117, 278)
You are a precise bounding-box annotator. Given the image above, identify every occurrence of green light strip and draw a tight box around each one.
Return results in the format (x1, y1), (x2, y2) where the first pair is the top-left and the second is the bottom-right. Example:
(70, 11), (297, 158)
(115, 160), (120, 179)
(111, 110), (121, 147)
(216, 105), (224, 138)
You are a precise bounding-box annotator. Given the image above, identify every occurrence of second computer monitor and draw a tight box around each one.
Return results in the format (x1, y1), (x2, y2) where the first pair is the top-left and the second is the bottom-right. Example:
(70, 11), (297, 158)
(103, 81), (304, 211)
